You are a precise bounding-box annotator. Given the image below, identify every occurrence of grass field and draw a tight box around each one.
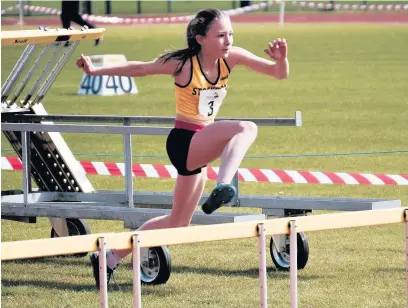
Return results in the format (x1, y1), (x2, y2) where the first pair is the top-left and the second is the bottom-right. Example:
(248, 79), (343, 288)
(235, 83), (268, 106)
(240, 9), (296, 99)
(1, 22), (408, 307)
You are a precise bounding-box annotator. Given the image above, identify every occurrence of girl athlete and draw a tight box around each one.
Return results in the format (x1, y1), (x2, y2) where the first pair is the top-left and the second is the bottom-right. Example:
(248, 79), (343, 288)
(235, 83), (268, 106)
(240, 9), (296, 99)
(77, 8), (288, 289)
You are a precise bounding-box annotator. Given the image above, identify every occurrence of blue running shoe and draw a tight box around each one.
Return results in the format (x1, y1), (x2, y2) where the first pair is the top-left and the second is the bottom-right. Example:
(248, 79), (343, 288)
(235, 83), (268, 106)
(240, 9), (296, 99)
(90, 252), (116, 290)
(202, 183), (237, 214)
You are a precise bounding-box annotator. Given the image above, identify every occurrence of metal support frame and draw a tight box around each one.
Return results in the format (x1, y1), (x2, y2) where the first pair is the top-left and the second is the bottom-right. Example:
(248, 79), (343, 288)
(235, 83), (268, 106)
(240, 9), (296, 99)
(2, 44), (32, 97)
(33, 41), (80, 105)
(2, 26), (103, 251)
(124, 118), (134, 208)
(23, 42), (66, 105)
(231, 172), (240, 206)
(1, 115), (401, 229)
(21, 130), (31, 204)
(2, 113), (303, 126)
(10, 43), (51, 105)
(2, 44), (38, 103)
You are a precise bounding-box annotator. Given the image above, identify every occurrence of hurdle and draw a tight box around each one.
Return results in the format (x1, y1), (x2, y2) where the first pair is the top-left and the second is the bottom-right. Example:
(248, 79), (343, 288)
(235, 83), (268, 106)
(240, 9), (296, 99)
(2, 207), (407, 308)
(1, 27), (104, 254)
(1, 28), (402, 283)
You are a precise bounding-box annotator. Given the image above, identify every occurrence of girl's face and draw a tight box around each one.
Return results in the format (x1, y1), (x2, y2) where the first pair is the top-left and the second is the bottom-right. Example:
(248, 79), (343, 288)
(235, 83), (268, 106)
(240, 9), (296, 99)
(198, 16), (234, 58)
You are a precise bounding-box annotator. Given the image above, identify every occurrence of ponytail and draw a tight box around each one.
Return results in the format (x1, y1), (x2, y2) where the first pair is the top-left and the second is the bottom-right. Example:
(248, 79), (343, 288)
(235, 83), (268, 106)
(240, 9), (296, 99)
(159, 8), (224, 76)
(158, 45), (200, 77)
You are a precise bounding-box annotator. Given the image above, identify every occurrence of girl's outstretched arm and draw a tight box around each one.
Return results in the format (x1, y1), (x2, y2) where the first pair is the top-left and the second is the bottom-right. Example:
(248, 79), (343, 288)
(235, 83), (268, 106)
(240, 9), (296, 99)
(228, 38), (289, 80)
(76, 54), (178, 77)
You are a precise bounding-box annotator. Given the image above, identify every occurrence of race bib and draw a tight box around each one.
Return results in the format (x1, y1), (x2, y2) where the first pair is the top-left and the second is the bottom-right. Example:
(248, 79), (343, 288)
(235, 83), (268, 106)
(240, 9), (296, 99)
(198, 88), (227, 118)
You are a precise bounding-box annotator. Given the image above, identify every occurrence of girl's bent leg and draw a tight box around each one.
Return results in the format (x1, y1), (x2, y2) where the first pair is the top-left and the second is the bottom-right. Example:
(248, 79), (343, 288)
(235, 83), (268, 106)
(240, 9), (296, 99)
(107, 171), (206, 264)
(187, 121), (258, 213)
(187, 120), (258, 184)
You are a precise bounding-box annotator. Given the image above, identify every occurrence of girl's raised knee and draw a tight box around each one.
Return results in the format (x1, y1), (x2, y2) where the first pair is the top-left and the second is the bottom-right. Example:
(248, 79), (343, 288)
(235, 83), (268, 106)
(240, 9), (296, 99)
(238, 121), (258, 136)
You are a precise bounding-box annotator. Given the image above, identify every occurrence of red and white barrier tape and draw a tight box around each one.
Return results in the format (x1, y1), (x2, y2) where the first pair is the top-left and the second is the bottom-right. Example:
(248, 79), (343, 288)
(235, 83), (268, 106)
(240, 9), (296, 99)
(1, 2), (272, 24)
(297, 1), (408, 11)
(1, 4), (18, 15)
(2, 1), (407, 19)
(2, 156), (407, 186)
(3, 2), (405, 25)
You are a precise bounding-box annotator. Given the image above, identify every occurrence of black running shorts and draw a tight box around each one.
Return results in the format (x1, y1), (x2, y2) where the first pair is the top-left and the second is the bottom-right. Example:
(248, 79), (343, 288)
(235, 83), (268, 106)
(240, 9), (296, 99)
(166, 128), (206, 176)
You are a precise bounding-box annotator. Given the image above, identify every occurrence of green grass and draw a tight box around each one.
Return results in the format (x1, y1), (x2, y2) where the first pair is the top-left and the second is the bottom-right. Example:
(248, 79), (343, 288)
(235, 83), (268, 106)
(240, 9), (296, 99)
(1, 23), (408, 307)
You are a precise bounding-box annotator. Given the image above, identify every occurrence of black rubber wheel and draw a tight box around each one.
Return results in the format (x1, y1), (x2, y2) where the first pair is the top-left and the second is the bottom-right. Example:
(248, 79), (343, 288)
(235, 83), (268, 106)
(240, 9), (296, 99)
(50, 218), (91, 258)
(270, 232), (309, 270)
(133, 246), (172, 285)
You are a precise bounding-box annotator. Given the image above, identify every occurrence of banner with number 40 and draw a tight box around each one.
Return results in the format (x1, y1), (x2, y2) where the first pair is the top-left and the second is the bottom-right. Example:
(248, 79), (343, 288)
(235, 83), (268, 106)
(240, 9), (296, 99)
(77, 54), (138, 96)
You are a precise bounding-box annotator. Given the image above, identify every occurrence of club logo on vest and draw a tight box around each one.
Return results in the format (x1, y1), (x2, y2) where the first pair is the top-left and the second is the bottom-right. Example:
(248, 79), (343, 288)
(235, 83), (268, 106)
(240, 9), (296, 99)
(192, 84), (227, 96)
(220, 74), (229, 81)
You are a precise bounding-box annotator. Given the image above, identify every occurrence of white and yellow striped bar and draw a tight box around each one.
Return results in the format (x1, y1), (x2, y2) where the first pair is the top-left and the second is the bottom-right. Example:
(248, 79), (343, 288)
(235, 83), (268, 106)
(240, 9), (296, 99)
(1, 28), (105, 46)
(1, 208), (406, 261)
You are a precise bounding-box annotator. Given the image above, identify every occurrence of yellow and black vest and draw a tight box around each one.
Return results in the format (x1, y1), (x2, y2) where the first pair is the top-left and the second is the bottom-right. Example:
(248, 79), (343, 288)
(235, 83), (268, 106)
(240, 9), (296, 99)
(174, 55), (230, 121)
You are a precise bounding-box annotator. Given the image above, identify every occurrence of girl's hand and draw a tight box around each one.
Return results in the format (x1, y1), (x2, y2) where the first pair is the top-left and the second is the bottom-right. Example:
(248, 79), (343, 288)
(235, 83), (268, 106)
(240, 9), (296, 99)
(76, 54), (97, 75)
(264, 38), (287, 61)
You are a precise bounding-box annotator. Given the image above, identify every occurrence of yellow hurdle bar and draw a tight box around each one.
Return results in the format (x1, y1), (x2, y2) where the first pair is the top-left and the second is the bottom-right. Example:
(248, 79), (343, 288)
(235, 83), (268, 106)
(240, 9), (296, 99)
(1, 28), (105, 46)
(1, 207), (406, 261)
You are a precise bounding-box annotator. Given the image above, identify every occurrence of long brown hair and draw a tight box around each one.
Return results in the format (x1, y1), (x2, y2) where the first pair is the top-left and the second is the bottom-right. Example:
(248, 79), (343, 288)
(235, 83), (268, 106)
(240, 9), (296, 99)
(159, 8), (225, 76)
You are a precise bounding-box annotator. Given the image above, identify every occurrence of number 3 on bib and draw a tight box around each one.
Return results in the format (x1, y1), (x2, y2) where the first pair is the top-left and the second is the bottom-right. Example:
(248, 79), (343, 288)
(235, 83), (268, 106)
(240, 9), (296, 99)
(198, 88), (227, 118)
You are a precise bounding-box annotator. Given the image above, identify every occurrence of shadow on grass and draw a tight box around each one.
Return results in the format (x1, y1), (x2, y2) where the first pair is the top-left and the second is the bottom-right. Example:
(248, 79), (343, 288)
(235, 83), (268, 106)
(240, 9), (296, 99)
(3, 257), (90, 267)
(1, 279), (174, 296)
(376, 267), (405, 273)
(112, 282), (174, 296)
(1, 279), (97, 292)
(347, 247), (404, 254)
(170, 265), (326, 281)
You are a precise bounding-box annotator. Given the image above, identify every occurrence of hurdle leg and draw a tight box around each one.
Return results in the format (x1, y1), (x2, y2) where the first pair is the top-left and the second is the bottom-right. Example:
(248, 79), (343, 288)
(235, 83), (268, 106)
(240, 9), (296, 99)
(231, 172), (240, 206)
(257, 223), (267, 307)
(1, 44), (36, 102)
(10, 43), (51, 105)
(124, 119), (134, 208)
(2, 44), (38, 103)
(33, 41), (80, 105)
(23, 42), (65, 105)
(132, 234), (142, 308)
(49, 218), (69, 237)
(98, 237), (108, 308)
(289, 220), (298, 308)
(21, 131), (30, 204)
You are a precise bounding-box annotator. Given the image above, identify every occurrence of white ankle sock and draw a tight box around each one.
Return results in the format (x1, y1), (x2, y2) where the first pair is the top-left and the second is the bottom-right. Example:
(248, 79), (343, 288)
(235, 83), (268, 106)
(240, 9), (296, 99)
(106, 250), (122, 269)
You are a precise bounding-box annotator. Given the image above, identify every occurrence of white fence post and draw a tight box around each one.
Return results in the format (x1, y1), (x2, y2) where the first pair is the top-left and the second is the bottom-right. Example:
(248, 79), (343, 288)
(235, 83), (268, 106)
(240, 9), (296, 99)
(405, 210), (408, 308)
(289, 220), (298, 308)
(279, 0), (285, 25)
(258, 223), (268, 307)
(98, 237), (108, 308)
(18, 0), (24, 25)
(132, 234), (142, 308)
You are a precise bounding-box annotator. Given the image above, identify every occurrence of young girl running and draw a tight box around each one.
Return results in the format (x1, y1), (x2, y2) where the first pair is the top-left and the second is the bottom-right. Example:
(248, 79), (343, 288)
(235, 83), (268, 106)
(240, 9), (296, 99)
(77, 8), (288, 289)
